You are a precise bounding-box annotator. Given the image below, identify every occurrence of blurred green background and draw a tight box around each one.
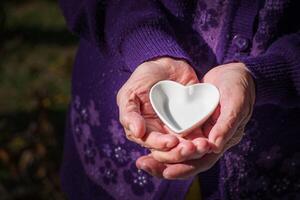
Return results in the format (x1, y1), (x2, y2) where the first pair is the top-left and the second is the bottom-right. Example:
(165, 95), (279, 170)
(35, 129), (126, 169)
(0, 0), (77, 199)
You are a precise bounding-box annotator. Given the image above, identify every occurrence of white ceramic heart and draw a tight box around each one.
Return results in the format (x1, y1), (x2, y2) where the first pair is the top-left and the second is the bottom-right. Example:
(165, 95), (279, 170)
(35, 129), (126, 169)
(149, 80), (220, 135)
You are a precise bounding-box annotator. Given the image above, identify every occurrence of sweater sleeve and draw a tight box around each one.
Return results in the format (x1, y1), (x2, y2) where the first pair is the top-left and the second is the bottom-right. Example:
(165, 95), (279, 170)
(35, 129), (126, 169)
(59, 0), (191, 71)
(240, 32), (300, 106)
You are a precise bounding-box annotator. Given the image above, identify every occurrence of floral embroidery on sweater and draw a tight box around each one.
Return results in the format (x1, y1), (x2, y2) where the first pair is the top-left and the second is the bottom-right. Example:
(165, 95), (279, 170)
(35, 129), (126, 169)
(70, 95), (158, 200)
(221, 117), (300, 199)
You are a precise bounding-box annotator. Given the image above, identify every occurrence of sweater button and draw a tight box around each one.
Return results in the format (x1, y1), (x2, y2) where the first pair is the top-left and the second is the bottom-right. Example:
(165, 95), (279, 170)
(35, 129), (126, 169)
(232, 35), (249, 52)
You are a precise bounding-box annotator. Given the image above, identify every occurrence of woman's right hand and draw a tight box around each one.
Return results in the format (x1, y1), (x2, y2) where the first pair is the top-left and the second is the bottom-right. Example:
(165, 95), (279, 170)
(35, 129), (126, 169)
(117, 57), (211, 166)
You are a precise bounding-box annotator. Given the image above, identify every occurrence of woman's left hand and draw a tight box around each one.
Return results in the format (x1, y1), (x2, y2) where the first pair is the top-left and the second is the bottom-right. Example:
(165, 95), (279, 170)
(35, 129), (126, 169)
(136, 62), (256, 179)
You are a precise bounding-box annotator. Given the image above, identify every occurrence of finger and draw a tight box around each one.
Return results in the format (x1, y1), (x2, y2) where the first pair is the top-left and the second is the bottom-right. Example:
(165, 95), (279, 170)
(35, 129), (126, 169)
(117, 90), (146, 138)
(190, 137), (211, 159)
(164, 125), (211, 159)
(177, 64), (199, 86)
(182, 128), (212, 158)
(125, 129), (179, 151)
(162, 131), (245, 180)
(185, 75), (199, 85)
(202, 105), (220, 138)
(136, 155), (166, 178)
(162, 153), (222, 180)
(208, 99), (243, 153)
(151, 140), (196, 163)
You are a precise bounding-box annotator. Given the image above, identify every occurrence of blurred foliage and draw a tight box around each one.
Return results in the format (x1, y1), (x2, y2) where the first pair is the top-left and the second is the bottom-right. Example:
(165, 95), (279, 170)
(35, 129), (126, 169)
(0, 0), (77, 199)
(1, 0), (76, 112)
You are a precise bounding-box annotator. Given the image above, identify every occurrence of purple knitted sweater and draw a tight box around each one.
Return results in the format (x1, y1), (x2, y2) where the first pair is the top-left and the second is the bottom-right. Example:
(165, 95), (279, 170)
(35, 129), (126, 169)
(59, 0), (300, 199)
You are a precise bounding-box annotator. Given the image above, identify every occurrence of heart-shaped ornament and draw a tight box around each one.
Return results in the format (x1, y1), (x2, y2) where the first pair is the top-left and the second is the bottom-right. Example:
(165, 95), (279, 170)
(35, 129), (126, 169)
(150, 80), (220, 135)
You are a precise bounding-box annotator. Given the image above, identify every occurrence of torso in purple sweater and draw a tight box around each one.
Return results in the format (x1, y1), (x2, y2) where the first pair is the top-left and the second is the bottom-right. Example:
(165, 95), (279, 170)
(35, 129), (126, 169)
(59, 0), (300, 199)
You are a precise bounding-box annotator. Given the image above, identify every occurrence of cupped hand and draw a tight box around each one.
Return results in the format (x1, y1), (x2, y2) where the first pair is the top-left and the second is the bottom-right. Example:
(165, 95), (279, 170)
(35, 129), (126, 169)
(117, 57), (210, 157)
(136, 62), (256, 179)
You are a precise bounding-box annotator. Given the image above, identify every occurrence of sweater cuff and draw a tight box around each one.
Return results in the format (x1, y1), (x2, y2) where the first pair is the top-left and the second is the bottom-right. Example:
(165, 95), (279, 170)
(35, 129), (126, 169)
(241, 54), (293, 105)
(120, 24), (191, 72)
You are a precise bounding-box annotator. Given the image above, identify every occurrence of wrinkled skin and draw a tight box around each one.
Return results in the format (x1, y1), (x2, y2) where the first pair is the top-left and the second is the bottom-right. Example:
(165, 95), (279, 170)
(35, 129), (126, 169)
(117, 57), (255, 179)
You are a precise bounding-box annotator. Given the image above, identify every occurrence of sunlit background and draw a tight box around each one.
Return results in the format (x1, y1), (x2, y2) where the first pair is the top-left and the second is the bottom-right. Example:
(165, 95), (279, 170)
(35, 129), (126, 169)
(0, 0), (77, 199)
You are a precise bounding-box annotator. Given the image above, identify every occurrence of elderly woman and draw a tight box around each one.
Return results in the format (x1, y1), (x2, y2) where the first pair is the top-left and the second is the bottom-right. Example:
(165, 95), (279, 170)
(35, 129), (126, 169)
(59, 0), (300, 199)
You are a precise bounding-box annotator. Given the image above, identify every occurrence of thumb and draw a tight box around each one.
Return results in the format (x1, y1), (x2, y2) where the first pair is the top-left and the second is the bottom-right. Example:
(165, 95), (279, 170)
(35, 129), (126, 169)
(117, 90), (146, 138)
(208, 108), (240, 153)
(122, 111), (146, 138)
